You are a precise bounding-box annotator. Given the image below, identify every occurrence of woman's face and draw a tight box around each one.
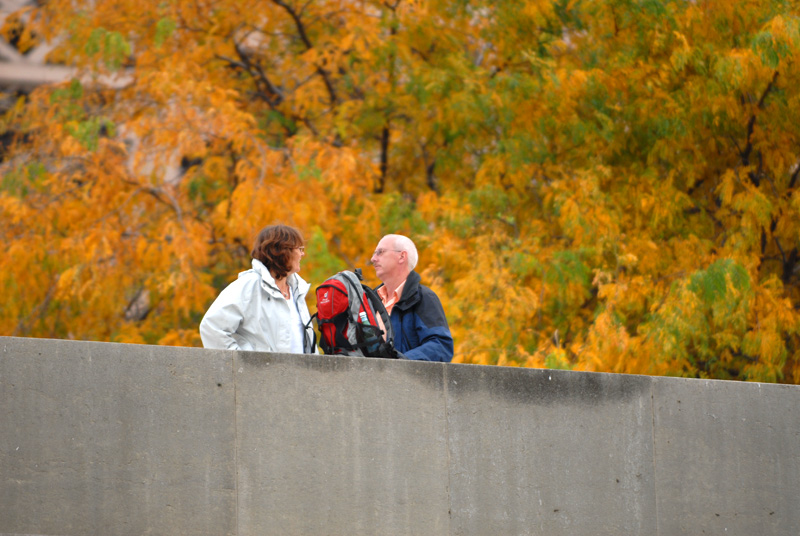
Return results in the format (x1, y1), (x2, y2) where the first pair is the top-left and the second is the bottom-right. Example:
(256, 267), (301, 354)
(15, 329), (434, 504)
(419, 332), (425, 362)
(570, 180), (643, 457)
(288, 245), (305, 275)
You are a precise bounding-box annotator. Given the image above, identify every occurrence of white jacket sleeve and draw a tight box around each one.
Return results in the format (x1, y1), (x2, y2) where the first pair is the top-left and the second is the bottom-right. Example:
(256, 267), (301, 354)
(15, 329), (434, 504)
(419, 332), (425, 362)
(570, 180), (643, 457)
(199, 282), (247, 350)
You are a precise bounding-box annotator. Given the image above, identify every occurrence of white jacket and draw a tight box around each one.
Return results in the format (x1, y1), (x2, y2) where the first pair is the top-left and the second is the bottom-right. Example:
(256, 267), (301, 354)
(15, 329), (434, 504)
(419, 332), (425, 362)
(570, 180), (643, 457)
(199, 259), (316, 353)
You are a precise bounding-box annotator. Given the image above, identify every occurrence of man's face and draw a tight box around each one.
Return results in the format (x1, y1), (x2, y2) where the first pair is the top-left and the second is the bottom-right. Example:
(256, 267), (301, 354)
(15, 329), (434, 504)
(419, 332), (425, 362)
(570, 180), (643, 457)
(371, 237), (403, 282)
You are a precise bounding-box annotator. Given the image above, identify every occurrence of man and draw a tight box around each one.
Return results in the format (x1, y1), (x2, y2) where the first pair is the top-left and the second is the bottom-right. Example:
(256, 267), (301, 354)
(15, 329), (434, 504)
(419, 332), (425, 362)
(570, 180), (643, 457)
(371, 234), (454, 362)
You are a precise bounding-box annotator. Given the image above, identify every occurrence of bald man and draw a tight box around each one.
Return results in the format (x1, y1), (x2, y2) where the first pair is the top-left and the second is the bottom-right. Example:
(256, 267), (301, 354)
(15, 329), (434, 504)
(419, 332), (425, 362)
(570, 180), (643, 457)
(370, 234), (453, 362)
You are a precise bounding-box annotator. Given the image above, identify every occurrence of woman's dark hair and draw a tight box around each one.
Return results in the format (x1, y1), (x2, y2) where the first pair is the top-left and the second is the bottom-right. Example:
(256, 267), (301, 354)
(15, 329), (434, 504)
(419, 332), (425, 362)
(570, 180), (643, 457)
(251, 224), (304, 280)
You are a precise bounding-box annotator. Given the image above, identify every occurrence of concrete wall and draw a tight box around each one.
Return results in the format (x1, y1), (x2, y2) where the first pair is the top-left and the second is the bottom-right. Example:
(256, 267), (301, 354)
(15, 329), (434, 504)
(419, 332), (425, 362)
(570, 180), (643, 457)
(1, 336), (798, 536)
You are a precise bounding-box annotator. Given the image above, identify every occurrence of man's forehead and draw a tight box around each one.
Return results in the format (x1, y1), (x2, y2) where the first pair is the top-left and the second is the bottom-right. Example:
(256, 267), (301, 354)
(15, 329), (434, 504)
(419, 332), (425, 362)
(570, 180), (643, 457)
(377, 236), (394, 248)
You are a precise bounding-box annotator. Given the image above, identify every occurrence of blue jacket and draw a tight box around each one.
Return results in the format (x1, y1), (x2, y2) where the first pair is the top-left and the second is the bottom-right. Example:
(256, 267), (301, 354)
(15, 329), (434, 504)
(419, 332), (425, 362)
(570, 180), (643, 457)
(380, 271), (454, 362)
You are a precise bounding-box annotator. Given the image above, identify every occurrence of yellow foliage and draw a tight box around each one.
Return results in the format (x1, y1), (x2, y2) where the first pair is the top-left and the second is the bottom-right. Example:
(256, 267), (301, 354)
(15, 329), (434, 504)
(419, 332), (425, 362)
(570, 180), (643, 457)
(2, 0), (800, 384)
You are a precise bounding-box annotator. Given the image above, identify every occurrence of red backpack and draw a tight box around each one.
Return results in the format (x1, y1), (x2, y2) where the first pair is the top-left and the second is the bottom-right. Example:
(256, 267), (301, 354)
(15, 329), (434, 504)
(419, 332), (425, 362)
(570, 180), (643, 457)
(310, 269), (399, 358)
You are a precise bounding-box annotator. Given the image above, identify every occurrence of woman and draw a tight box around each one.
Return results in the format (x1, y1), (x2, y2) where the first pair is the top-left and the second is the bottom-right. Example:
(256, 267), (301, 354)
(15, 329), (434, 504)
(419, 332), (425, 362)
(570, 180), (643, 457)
(199, 224), (316, 353)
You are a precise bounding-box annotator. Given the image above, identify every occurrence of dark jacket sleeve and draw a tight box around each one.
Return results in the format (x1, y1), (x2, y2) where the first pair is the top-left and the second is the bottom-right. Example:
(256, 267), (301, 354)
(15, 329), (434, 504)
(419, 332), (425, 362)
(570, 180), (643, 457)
(402, 287), (454, 362)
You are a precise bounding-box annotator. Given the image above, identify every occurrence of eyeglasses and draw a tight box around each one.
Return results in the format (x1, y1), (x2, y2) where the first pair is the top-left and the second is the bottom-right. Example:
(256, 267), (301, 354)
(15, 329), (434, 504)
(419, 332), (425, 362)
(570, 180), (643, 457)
(372, 248), (402, 257)
(294, 246), (305, 253)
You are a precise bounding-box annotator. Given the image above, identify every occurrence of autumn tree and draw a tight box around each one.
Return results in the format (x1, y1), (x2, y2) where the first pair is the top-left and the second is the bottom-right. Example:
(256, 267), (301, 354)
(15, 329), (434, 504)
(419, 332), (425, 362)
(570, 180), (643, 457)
(419, 0), (800, 383)
(2, 0), (800, 383)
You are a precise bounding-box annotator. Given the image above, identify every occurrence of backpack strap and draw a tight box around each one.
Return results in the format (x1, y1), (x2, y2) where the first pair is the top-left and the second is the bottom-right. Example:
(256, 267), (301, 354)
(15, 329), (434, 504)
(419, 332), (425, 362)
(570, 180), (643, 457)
(304, 313), (317, 353)
(361, 284), (393, 346)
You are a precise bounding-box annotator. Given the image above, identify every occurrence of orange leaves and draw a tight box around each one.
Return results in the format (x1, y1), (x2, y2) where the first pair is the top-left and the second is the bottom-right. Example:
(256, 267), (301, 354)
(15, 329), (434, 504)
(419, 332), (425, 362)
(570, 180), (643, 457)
(442, 232), (543, 366)
(3, 0), (800, 383)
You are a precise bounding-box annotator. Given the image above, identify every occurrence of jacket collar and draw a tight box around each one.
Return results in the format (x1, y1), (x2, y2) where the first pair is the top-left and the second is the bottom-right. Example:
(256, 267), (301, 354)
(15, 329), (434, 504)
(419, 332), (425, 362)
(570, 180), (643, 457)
(250, 259), (310, 298)
(393, 270), (421, 311)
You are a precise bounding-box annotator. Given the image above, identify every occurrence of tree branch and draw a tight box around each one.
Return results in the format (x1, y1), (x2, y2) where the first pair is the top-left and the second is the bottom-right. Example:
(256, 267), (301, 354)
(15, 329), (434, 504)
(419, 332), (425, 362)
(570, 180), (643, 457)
(741, 71), (779, 185)
(233, 39), (285, 106)
(789, 161), (800, 191)
(377, 125), (389, 193)
(14, 275), (59, 336)
(781, 244), (798, 284)
(270, 0), (338, 105)
(426, 159), (437, 192)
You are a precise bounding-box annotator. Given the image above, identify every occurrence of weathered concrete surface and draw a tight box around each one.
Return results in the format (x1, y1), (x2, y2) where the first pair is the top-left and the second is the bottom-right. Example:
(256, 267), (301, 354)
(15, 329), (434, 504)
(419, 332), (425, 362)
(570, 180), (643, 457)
(446, 366), (656, 536)
(0, 337), (237, 536)
(653, 379), (800, 536)
(234, 352), (450, 536)
(2, 336), (800, 536)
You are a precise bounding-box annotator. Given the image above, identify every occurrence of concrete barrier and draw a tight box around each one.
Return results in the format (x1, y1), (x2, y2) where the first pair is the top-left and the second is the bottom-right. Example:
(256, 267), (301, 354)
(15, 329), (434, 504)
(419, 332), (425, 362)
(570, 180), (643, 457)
(1, 336), (799, 536)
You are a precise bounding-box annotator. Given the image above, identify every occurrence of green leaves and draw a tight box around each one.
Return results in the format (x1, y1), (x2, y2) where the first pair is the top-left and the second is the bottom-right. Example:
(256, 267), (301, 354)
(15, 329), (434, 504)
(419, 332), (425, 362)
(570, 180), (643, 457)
(49, 79), (84, 120)
(751, 15), (800, 68)
(66, 117), (114, 151)
(154, 17), (176, 49)
(85, 27), (131, 70)
(644, 260), (753, 379)
(688, 259), (752, 317)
